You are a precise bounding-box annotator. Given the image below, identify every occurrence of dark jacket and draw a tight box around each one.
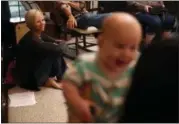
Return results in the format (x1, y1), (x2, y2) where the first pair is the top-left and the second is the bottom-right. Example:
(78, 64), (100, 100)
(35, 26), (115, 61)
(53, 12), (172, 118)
(119, 35), (179, 123)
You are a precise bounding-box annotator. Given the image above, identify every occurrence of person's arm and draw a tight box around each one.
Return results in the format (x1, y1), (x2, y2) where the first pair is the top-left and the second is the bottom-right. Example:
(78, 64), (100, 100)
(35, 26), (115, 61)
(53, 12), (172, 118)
(63, 80), (93, 122)
(63, 80), (84, 111)
(67, 1), (86, 11)
(41, 33), (64, 43)
(41, 33), (56, 43)
(56, 1), (77, 29)
(32, 41), (63, 57)
(67, 1), (80, 10)
(159, 1), (165, 8)
(127, 1), (153, 13)
(56, 1), (73, 19)
(127, 1), (146, 10)
(62, 61), (93, 122)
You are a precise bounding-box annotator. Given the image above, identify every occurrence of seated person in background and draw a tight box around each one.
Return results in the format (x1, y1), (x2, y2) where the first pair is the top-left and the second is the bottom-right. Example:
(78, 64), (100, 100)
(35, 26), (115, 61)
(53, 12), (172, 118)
(128, 1), (175, 45)
(15, 9), (68, 90)
(62, 13), (142, 122)
(56, 1), (111, 29)
(119, 35), (179, 123)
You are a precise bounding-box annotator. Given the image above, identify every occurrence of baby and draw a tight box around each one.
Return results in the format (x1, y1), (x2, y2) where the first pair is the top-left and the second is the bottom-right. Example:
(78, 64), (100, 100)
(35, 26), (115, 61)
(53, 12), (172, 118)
(62, 12), (142, 123)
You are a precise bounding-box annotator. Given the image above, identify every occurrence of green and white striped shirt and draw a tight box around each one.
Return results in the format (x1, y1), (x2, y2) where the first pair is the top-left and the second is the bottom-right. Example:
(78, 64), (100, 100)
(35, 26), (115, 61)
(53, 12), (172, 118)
(64, 52), (139, 122)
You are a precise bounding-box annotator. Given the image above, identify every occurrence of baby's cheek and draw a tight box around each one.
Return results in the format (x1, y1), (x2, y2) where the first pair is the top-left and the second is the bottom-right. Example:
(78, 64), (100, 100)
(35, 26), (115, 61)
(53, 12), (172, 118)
(132, 51), (138, 59)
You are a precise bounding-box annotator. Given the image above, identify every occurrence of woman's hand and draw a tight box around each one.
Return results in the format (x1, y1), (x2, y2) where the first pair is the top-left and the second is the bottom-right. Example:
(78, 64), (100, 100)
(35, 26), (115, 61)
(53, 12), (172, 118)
(67, 15), (77, 29)
(144, 5), (153, 13)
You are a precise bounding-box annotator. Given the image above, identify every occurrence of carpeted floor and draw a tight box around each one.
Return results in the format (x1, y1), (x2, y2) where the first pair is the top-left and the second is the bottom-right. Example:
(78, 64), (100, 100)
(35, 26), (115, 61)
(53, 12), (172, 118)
(8, 87), (68, 123)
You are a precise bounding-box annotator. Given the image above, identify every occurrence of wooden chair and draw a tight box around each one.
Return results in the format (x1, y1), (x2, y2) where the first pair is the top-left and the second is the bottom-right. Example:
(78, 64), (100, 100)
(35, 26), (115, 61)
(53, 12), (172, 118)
(68, 27), (101, 55)
(50, 3), (102, 55)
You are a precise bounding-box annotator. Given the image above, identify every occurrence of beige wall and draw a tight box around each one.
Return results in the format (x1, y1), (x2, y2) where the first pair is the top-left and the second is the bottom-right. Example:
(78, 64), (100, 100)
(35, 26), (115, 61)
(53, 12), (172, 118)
(15, 23), (29, 44)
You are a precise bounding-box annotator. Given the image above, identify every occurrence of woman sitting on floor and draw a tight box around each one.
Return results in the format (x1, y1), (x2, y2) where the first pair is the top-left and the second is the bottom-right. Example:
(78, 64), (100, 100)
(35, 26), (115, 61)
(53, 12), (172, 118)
(15, 9), (70, 90)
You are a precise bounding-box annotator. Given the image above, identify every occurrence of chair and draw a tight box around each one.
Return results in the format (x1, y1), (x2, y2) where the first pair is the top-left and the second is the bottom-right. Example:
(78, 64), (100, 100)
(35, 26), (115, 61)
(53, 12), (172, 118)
(164, 1), (179, 32)
(50, 3), (102, 55)
(69, 27), (101, 55)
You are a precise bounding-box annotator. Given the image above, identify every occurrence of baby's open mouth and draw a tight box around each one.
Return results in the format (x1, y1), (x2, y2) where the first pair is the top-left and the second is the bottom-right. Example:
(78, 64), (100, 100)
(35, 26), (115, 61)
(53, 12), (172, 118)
(116, 59), (128, 66)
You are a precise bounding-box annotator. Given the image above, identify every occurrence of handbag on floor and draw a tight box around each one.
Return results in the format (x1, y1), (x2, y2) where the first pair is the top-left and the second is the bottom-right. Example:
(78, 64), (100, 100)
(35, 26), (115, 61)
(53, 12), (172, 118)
(4, 60), (16, 85)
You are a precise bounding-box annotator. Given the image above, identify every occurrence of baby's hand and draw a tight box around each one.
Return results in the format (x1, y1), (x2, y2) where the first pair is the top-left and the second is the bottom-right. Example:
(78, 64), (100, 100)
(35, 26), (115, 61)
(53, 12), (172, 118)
(62, 81), (94, 122)
(74, 99), (94, 122)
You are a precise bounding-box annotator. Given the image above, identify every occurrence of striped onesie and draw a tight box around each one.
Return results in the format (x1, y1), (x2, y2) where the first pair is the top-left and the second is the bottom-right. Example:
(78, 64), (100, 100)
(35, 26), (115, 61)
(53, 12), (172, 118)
(64, 52), (138, 122)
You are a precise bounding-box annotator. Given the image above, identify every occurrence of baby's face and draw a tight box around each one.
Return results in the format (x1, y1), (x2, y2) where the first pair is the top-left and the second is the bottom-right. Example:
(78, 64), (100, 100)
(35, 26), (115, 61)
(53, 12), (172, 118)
(98, 30), (141, 71)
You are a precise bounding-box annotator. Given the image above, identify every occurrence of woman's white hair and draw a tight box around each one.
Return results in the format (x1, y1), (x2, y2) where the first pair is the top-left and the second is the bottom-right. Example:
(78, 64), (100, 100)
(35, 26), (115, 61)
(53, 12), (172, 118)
(25, 9), (43, 30)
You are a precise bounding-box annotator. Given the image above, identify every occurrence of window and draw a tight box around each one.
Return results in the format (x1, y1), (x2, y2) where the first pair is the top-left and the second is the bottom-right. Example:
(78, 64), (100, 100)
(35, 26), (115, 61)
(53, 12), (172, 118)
(8, 1), (26, 18)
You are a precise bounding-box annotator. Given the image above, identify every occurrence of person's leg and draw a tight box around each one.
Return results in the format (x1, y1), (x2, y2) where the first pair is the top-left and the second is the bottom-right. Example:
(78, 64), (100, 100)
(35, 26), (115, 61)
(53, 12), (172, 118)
(46, 56), (67, 89)
(34, 57), (53, 87)
(136, 13), (162, 45)
(34, 57), (64, 89)
(76, 13), (111, 29)
(50, 56), (67, 81)
(162, 15), (175, 39)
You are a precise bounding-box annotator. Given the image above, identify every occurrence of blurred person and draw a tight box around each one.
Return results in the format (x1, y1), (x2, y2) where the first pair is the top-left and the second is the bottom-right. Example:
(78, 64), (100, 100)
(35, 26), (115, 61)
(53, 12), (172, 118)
(128, 1), (175, 45)
(120, 34), (179, 123)
(62, 12), (142, 122)
(56, 1), (111, 29)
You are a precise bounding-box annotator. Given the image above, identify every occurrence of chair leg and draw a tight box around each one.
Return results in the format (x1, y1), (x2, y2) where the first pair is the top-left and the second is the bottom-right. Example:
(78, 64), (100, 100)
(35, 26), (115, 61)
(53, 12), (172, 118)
(75, 37), (79, 55)
(65, 33), (68, 41)
(83, 35), (86, 48)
